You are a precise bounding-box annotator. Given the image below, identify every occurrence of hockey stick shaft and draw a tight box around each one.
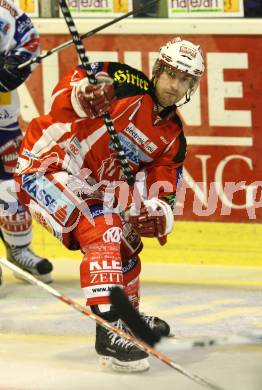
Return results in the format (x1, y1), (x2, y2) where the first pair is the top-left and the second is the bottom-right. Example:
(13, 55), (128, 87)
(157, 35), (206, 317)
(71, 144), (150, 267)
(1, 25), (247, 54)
(0, 256), (223, 390)
(18, 0), (159, 69)
(59, 0), (134, 186)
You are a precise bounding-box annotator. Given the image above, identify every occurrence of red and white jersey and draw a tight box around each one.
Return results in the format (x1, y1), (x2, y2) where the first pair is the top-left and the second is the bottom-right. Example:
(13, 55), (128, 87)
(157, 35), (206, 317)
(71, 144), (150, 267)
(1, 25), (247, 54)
(16, 62), (186, 208)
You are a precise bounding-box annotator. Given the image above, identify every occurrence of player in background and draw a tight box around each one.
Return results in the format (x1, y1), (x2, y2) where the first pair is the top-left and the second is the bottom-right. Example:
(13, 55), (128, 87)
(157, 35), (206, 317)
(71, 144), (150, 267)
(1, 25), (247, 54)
(14, 38), (204, 372)
(0, 0), (53, 285)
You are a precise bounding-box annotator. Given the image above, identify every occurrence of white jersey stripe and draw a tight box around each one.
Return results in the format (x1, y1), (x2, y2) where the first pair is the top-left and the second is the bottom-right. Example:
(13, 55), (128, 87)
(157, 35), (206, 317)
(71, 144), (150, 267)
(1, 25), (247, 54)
(31, 122), (71, 156)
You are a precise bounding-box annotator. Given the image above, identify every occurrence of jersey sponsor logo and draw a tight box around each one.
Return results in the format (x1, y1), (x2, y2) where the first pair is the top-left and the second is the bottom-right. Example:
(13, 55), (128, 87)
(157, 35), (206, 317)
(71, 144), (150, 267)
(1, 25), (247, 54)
(180, 45), (197, 59)
(89, 259), (123, 285)
(21, 174), (75, 225)
(114, 134), (153, 165)
(114, 69), (149, 91)
(123, 122), (158, 154)
(103, 227), (123, 243)
(90, 205), (104, 219)
(122, 257), (137, 274)
(90, 273), (123, 285)
(68, 136), (81, 157)
(86, 284), (121, 298)
(54, 204), (69, 223)
(90, 260), (122, 272)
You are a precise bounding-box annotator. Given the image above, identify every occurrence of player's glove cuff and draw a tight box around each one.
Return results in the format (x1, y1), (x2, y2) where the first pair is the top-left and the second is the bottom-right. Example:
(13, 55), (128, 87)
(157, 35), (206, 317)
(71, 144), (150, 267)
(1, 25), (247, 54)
(127, 198), (174, 245)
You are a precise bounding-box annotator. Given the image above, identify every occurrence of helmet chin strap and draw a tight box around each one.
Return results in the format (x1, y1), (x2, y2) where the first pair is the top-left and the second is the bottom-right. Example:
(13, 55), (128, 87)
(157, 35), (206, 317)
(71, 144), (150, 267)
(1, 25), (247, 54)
(176, 90), (192, 108)
(152, 77), (193, 112)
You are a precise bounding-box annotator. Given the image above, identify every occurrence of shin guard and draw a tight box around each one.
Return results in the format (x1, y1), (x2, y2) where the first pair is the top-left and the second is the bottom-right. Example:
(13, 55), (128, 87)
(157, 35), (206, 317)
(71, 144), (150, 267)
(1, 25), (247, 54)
(80, 241), (123, 306)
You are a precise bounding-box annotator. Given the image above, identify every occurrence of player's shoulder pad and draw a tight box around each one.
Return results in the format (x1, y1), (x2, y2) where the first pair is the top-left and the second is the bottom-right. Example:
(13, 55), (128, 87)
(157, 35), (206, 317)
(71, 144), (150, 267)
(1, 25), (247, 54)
(172, 114), (187, 164)
(108, 62), (151, 98)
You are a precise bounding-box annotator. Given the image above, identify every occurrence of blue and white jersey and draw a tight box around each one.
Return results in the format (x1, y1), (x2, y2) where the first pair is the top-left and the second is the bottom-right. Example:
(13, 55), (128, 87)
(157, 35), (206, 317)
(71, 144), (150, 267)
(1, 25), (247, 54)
(0, 0), (40, 129)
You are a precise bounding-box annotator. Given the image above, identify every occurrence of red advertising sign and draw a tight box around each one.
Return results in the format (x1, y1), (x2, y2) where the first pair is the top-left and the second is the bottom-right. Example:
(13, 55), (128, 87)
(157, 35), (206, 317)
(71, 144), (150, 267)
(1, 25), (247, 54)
(22, 34), (262, 222)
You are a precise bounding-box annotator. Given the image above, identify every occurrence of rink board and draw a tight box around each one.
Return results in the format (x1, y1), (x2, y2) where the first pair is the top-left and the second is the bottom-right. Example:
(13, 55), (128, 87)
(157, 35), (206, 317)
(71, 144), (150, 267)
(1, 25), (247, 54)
(1, 221), (261, 287)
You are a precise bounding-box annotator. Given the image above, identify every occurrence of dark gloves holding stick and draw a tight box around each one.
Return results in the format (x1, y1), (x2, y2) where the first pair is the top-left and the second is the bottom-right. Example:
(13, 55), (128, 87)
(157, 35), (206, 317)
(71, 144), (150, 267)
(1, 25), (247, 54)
(0, 54), (31, 92)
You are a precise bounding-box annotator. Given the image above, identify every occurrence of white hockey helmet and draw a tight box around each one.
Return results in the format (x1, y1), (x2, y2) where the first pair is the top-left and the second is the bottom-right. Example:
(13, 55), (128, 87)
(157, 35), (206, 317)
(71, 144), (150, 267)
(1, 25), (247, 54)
(157, 37), (205, 78)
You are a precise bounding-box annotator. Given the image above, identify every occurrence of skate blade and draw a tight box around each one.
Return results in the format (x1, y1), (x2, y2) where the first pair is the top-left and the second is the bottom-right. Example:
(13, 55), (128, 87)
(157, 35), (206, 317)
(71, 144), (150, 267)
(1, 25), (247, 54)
(13, 271), (53, 284)
(99, 356), (150, 373)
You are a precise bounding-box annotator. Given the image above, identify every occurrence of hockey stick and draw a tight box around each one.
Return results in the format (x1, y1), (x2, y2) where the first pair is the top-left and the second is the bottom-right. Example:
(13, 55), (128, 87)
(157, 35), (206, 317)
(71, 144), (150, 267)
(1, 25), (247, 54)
(165, 334), (262, 352)
(59, 0), (135, 186)
(110, 287), (224, 390)
(0, 257), (223, 390)
(110, 286), (262, 351)
(18, 0), (159, 70)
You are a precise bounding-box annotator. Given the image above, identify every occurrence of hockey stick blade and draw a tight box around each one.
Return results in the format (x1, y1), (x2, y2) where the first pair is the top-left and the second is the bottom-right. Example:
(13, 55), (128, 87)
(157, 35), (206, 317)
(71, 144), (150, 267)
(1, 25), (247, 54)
(110, 286), (162, 347)
(169, 334), (262, 351)
(110, 286), (225, 390)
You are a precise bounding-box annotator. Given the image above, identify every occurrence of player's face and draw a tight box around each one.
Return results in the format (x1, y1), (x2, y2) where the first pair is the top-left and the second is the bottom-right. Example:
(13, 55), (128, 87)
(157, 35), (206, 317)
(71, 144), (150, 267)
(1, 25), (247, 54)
(155, 68), (195, 108)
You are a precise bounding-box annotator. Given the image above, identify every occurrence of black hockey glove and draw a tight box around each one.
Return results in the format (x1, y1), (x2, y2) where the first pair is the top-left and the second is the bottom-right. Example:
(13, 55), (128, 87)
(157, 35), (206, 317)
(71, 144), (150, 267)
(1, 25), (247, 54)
(0, 55), (31, 92)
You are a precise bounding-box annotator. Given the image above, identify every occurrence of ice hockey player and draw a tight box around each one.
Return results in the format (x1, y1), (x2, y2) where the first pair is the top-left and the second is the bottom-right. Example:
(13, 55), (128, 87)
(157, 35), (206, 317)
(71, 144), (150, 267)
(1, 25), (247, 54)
(14, 37), (204, 372)
(0, 0), (53, 285)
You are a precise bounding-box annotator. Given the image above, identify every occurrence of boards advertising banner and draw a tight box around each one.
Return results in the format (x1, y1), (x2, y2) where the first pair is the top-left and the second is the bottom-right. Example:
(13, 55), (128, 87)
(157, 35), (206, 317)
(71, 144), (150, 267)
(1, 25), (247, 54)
(168, 0), (244, 18)
(59, 0), (132, 18)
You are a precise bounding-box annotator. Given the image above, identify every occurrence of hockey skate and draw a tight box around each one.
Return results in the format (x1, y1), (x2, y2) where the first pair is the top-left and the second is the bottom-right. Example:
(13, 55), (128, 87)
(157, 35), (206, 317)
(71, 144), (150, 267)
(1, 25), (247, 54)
(95, 319), (150, 373)
(2, 239), (53, 283)
(142, 314), (172, 337)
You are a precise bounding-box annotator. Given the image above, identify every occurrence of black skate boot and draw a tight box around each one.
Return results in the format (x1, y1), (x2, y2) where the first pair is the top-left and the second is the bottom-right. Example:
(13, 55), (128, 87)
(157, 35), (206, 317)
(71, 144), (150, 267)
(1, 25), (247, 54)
(141, 314), (172, 337)
(4, 242), (53, 283)
(93, 306), (149, 373)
